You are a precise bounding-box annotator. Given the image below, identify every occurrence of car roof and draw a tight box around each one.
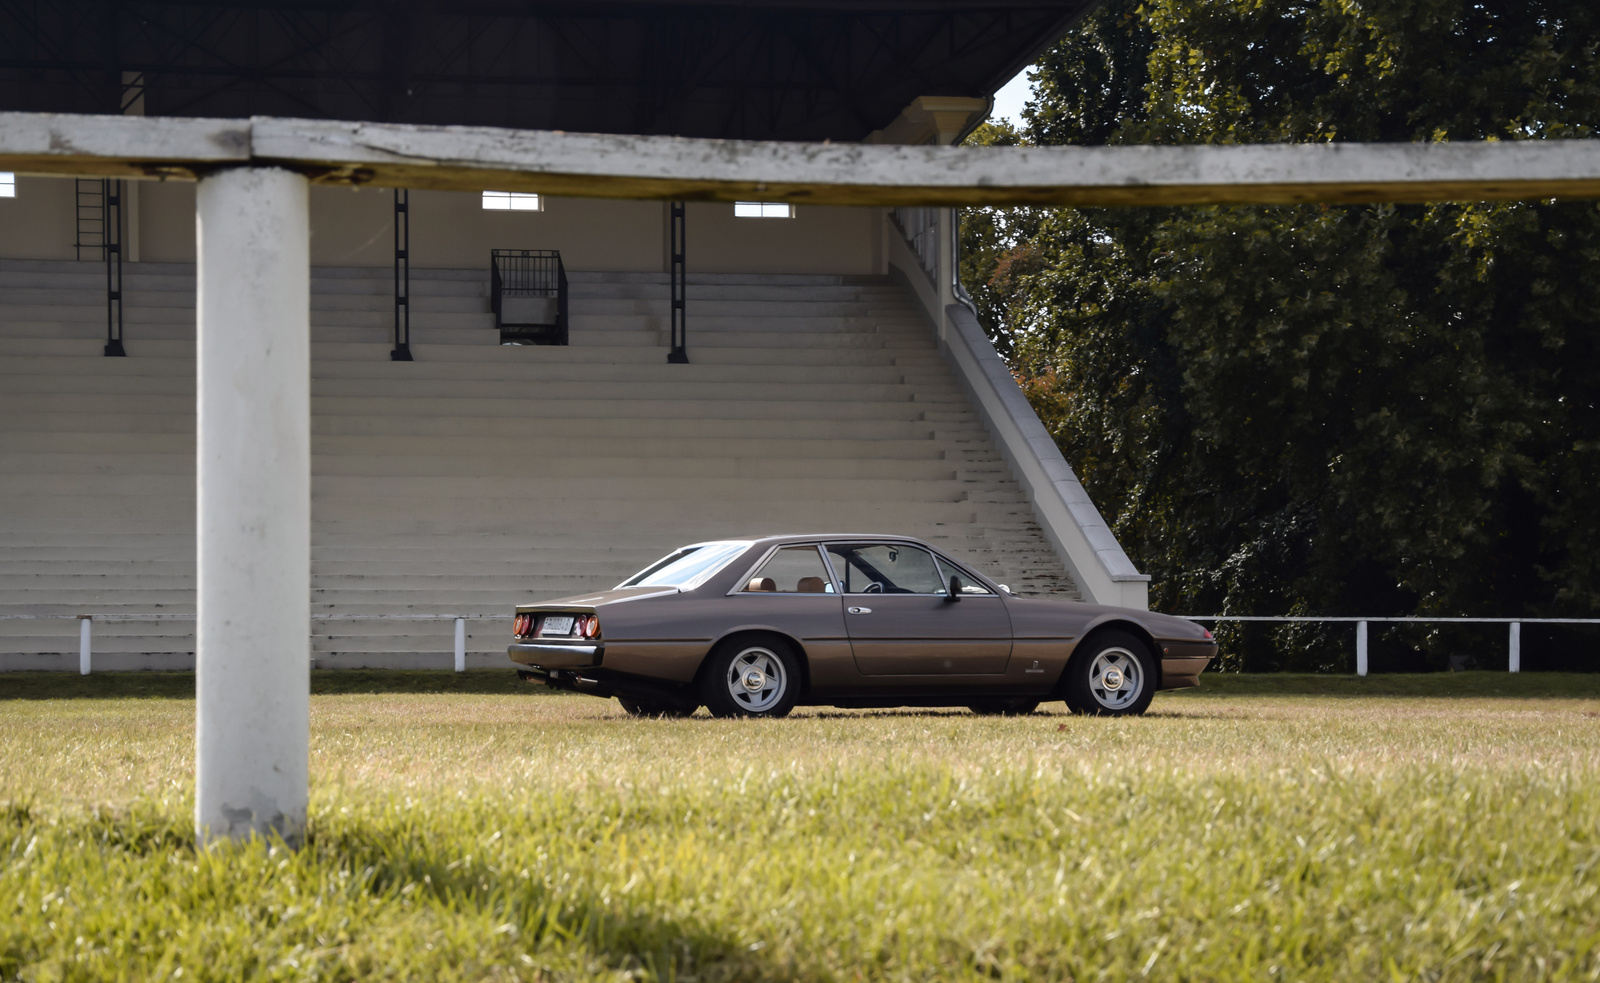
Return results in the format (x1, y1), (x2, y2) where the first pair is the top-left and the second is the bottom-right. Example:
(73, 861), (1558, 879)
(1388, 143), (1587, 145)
(725, 534), (1004, 591)
(735, 533), (935, 549)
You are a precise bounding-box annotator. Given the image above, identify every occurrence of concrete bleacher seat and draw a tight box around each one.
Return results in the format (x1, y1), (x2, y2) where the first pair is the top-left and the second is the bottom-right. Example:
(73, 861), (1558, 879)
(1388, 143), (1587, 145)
(0, 258), (1080, 671)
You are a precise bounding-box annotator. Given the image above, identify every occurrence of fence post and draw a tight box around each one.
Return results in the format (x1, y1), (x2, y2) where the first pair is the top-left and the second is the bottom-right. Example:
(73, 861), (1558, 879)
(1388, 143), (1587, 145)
(454, 618), (466, 673)
(78, 615), (91, 675)
(1508, 622), (1520, 673)
(1356, 620), (1368, 677)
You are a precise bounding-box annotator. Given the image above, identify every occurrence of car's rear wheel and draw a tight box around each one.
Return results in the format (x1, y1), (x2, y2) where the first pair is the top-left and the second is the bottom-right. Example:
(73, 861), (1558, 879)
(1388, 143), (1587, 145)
(700, 638), (800, 718)
(1061, 630), (1157, 716)
(617, 698), (696, 718)
(967, 698), (1040, 716)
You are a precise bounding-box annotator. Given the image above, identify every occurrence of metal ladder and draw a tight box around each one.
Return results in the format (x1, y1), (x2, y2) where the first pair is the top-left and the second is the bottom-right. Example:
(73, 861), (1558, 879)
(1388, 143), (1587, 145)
(73, 178), (125, 357)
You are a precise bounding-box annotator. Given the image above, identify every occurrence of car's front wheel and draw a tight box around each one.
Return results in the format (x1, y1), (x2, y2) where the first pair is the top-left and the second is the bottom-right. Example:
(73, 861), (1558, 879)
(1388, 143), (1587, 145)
(1061, 630), (1157, 716)
(700, 638), (800, 718)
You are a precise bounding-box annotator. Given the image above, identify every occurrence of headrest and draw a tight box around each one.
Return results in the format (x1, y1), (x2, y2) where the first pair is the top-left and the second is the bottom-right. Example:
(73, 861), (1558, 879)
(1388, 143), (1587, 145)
(796, 576), (826, 593)
(746, 577), (777, 592)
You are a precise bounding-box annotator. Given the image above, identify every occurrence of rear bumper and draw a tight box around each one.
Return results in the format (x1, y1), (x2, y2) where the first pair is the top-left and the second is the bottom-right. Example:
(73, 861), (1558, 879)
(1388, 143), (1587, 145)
(513, 663), (698, 711)
(508, 642), (602, 668)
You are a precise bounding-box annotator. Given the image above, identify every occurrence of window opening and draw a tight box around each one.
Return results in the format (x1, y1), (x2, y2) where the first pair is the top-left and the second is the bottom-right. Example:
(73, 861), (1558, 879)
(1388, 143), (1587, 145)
(825, 544), (946, 594)
(734, 201), (793, 218)
(618, 542), (752, 590)
(743, 546), (835, 593)
(482, 190), (543, 211)
(0, 172), (14, 197)
(935, 556), (993, 594)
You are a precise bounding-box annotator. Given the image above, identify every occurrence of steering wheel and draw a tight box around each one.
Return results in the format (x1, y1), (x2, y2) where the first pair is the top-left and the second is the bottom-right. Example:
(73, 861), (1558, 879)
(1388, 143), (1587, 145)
(862, 581), (884, 594)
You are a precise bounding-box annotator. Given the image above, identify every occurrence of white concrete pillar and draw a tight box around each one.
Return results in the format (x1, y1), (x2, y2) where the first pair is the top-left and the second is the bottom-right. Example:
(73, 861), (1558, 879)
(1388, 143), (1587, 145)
(1355, 621), (1368, 677)
(454, 618), (466, 673)
(78, 616), (91, 675)
(1509, 622), (1521, 673)
(194, 167), (311, 847)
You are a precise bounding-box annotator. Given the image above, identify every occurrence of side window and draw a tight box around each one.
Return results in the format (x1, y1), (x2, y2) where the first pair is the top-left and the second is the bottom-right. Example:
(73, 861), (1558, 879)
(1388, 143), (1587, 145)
(743, 545), (835, 593)
(935, 556), (994, 594)
(824, 544), (945, 594)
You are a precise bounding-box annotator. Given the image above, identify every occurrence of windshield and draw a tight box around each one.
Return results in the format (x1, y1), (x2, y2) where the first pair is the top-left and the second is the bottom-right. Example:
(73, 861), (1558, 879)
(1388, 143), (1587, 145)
(617, 541), (752, 590)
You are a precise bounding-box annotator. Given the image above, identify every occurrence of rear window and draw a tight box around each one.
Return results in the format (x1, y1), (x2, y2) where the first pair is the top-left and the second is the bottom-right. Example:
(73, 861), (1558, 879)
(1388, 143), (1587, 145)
(618, 542), (752, 590)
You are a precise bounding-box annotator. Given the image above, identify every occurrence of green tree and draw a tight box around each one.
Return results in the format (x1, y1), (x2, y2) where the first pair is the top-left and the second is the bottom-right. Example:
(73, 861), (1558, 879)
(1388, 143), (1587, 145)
(963, 0), (1600, 671)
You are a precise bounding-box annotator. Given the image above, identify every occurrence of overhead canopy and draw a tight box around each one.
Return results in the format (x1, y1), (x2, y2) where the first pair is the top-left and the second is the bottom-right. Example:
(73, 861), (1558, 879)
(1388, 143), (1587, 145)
(0, 0), (1091, 140)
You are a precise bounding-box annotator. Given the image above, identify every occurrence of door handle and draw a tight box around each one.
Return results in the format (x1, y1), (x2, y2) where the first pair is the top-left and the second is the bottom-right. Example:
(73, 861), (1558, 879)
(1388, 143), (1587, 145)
(847, 606), (872, 615)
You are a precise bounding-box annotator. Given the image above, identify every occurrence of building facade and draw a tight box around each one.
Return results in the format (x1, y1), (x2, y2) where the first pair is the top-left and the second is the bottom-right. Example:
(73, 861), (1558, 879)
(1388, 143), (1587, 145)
(0, 1), (1147, 671)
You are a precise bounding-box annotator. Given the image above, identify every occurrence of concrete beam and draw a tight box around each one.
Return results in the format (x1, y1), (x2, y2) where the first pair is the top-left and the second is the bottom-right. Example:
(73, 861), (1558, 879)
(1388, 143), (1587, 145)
(0, 112), (249, 180)
(3, 110), (1600, 206)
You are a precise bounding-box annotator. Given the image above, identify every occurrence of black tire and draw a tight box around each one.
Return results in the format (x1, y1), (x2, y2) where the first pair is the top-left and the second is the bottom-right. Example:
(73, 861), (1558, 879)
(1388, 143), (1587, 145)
(617, 698), (696, 718)
(1060, 629), (1158, 717)
(967, 698), (1040, 716)
(699, 636), (802, 719)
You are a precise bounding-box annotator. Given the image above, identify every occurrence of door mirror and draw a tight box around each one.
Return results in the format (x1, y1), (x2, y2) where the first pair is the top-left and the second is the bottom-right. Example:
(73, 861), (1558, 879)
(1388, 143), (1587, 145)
(947, 575), (963, 601)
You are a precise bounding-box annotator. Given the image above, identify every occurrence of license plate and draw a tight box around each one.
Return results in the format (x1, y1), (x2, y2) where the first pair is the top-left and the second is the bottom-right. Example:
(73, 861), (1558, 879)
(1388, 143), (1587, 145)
(540, 616), (574, 636)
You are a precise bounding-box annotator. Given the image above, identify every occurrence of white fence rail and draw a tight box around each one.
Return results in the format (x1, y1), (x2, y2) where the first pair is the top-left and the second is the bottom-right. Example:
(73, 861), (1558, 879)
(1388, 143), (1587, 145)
(12, 612), (1599, 677)
(0, 613), (506, 674)
(1184, 616), (1600, 675)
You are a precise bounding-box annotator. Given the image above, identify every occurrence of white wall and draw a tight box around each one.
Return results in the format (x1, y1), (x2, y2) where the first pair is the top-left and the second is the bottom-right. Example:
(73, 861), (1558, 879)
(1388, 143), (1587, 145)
(0, 175), (77, 260)
(0, 176), (885, 275)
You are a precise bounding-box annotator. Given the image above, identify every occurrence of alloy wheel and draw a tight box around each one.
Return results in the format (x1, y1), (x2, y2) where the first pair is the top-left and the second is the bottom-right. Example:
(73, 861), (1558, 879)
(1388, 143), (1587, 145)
(1087, 646), (1144, 711)
(724, 646), (787, 713)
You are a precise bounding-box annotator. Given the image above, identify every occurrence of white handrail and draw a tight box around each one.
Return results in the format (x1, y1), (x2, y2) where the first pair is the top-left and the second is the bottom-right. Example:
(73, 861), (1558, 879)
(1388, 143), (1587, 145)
(7, 612), (509, 674)
(1183, 615), (1600, 676)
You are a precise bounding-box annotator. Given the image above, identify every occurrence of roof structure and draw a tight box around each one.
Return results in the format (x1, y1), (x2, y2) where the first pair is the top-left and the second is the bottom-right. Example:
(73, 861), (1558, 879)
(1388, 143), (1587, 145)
(0, 0), (1093, 140)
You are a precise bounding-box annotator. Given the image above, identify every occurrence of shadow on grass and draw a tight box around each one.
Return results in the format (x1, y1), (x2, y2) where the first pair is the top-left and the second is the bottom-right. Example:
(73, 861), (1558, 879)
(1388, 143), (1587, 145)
(0, 669), (547, 701)
(5, 669), (1599, 703)
(1174, 671), (1600, 699)
(805, 709), (979, 719)
(0, 799), (796, 983)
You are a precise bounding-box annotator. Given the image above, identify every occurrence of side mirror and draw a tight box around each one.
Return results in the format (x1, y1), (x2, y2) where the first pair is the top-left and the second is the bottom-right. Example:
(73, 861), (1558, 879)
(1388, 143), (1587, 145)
(947, 575), (963, 601)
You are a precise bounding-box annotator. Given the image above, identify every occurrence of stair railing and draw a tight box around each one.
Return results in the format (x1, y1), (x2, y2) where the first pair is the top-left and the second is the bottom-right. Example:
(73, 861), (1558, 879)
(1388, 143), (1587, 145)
(490, 248), (568, 345)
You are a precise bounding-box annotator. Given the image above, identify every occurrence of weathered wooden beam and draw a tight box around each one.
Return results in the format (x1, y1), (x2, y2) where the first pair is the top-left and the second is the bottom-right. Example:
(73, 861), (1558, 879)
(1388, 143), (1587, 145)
(0, 112), (249, 180)
(4, 110), (1600, 206)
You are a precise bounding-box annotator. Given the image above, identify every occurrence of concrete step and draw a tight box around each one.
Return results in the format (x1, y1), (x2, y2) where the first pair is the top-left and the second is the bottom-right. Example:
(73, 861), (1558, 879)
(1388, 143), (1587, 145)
(0, 431), (962, 460)
(0, 259), (1087, 668)
(3, 452), (968, 482)
(2, 410), (972, 442)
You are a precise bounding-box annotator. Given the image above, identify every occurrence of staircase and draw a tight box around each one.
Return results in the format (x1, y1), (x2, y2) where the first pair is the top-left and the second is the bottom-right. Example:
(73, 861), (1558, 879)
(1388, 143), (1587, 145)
(0, 258), (1080, 671)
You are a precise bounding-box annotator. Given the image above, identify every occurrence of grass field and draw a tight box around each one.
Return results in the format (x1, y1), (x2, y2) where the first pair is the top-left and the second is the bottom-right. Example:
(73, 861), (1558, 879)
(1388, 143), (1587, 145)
(3, 672), (1599, 981)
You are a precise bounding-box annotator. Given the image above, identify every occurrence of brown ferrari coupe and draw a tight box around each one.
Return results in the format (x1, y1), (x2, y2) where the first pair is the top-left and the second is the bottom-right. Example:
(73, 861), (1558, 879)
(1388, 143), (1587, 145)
(508, 534), (1215, 718)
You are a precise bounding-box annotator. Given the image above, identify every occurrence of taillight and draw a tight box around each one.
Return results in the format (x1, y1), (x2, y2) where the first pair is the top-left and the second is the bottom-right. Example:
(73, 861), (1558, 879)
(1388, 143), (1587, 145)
(513, 614), (531, 637)
(579, 615), (600, 639)
(1202, 628), (1214, 640)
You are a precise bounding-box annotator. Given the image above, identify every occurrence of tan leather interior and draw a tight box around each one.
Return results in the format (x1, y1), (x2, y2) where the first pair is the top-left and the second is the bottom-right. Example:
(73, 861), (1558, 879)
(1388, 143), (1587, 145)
(796, 576), (826, 593)
(747, 577), (777, 592)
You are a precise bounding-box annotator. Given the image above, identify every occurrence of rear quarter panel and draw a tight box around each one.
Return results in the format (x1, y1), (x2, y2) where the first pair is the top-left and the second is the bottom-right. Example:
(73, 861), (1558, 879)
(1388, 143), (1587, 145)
(597, 589), (851, 687)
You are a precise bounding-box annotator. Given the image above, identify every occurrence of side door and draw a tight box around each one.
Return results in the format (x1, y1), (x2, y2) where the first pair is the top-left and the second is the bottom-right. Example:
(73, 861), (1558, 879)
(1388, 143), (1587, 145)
(728, 544), (854, 689)
(824, 542), (1011, 675)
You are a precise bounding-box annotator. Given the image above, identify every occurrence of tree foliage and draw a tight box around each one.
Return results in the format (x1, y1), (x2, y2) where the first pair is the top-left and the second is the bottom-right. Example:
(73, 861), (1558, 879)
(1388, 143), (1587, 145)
(963, 0), (1600, 670)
